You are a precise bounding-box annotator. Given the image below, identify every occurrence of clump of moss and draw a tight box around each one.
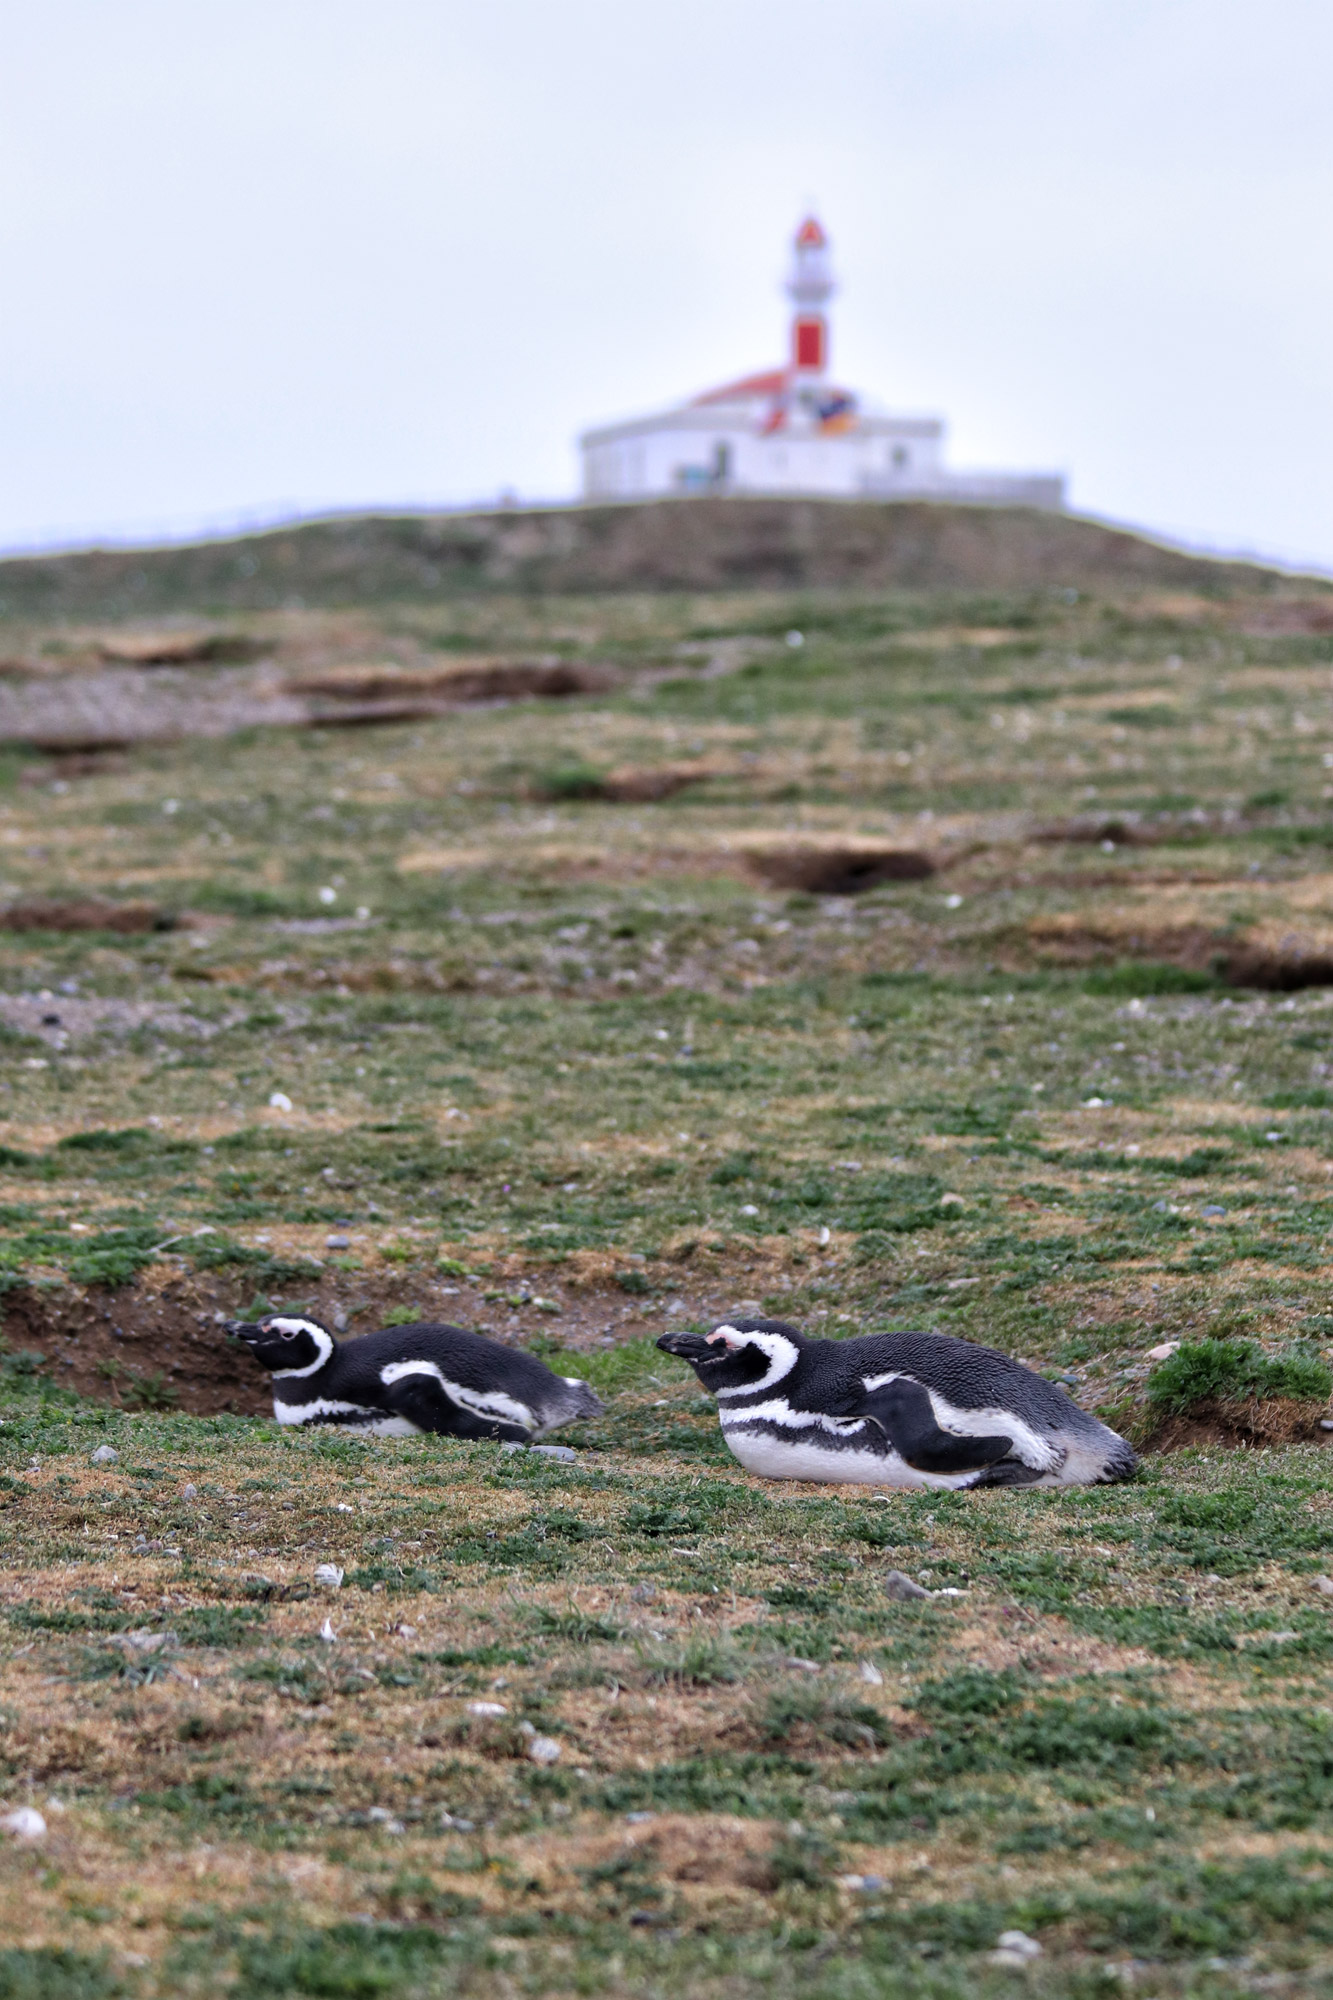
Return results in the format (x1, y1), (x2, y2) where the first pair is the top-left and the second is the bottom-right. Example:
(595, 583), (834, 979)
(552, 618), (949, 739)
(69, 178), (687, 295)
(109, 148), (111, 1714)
(1147, 1337), (1332, 1416)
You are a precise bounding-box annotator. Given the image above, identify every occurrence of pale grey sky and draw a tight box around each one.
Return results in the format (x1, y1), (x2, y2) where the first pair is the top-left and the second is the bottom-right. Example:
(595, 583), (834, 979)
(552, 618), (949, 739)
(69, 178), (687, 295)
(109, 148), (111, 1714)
(2, 0), (1329, 566)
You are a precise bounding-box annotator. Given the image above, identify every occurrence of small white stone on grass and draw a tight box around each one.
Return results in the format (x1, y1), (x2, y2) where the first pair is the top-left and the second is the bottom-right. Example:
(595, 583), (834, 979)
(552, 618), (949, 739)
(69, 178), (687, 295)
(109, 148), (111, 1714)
(526, 1734), (561, 1765)
(531, 1444), (576, 1462)
(989, 1930), (1043, 1967)
(314, 1564), (344, 1589)
(466, 1701), (507, 1718)
(91, 1445), (118, 1466)
(884, 1569), (933, 1602)
(318, 1619), (337, 1644)
(859, 1661), (884, 1686)
(1147, 1341), (1180, 1361)
(268, 1092), (293, 1112)
(318, 887), (337, 905)
(1, 1808), (46, 1840)
(181, 1483), (197, 1500)
(1315, 1577), (1333, 1597)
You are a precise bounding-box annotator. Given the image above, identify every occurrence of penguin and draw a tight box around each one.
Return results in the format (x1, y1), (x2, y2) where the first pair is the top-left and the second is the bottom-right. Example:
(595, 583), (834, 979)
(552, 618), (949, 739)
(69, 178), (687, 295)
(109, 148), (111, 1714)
(228, 1314), (603, 1441)
(657, 1318), (1136, 1489)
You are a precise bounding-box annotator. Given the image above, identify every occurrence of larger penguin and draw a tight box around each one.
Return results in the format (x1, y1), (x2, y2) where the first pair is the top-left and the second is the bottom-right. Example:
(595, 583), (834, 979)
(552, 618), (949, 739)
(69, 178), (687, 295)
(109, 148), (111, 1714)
(229, 1314), (602, 1441)
(658, 1317), (1136, 1489)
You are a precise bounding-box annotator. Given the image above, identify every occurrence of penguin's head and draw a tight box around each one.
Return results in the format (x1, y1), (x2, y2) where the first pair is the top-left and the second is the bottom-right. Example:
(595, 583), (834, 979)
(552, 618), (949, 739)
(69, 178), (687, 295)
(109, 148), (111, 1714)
(657, 1317), (805, 1398)
(226, 1314), (335, 1378)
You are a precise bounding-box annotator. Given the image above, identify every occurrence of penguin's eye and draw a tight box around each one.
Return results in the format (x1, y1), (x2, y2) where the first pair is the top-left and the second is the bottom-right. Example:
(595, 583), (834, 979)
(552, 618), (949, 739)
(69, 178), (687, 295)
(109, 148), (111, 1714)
(279, 1328), (297, 1341)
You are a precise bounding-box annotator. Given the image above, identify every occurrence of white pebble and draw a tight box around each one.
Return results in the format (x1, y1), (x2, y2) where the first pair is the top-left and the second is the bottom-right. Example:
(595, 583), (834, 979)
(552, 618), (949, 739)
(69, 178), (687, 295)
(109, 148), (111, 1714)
(467, 1701), (507, 1718)
(995, 1930), (1042, 1961)
(526, 1734), (561, 1765)
(1, 1808), (46, 1840)
(1147, 1342), (1180, 1361)
(859, 1661), (884, 1686)
(314, 1563), (344, 1589)
(1316, 1578), (1333, 1597)
(268, 1091), (293, 1112)
(531, 1444), (576, 1462)
(318, 1619), (337, 1644)
(318, 886), (337, 905)
(90, 1445), (118, 1466)
(181, 1483), (197, 1500)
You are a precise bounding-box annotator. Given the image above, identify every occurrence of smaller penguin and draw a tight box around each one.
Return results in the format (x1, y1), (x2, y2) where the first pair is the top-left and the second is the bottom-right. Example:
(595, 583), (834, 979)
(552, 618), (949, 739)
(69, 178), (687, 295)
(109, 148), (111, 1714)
(657, 1318), (1136, 1490)
(228, 1314), (603, 1441)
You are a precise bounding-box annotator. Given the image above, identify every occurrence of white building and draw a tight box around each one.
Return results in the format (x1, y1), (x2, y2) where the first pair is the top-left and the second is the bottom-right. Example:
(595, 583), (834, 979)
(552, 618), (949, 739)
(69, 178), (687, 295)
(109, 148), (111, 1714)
(580, 218), (1064, 510)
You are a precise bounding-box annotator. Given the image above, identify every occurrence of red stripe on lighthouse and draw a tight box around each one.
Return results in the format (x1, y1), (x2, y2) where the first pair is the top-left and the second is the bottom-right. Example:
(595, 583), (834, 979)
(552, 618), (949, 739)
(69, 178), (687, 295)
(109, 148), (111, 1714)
(794, 316), (825, 370)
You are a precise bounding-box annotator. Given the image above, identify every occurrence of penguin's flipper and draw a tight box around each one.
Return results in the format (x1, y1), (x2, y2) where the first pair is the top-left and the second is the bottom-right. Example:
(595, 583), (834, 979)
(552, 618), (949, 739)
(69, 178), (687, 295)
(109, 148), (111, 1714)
(381, 1374), (531, 1443)
(856, 1377), (1014, 1474)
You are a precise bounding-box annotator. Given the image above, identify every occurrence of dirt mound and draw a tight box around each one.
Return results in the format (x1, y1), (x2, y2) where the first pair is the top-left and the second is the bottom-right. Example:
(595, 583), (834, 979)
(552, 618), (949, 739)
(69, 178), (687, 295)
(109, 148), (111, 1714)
(95, 630), (263, 666)
(745, 844), (937, 895)
(286, 659), (618, 705)
(0, 896), (177, 934)
(1145, 1397), (1330, 1451)
(0, 499), (1316, 621)
(1025, 912), (1333, 991)
(1033, 818), (1163, 847)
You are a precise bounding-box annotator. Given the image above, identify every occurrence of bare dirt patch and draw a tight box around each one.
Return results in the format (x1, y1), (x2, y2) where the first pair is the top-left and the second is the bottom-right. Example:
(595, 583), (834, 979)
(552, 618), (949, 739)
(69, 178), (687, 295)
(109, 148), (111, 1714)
(744, 843), (938, 895)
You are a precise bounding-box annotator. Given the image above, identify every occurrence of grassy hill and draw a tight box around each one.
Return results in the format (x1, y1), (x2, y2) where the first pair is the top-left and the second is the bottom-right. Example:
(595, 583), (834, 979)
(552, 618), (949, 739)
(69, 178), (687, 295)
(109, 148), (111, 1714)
(3, 557), (1333, 1995)
(0, 496), (1311, 623)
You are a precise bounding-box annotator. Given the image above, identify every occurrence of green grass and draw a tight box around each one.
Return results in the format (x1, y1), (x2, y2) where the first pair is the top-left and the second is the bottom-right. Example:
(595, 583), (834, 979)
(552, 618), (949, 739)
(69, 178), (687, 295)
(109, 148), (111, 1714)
(2, 568), (1333, 1993)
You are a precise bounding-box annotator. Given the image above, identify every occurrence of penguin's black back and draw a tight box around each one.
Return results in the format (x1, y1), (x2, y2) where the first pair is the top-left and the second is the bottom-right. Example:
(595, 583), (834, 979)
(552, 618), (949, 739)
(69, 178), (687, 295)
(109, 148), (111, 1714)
(768, 1325), (1106, 1437)
(323, 1321), (590, 1417)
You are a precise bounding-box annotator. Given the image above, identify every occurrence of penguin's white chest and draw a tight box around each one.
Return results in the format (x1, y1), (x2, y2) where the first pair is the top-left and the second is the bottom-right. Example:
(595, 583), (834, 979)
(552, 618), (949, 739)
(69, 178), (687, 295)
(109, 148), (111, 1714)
(721, 1426), (982, 1490)
(272, 1394), (423, 1438)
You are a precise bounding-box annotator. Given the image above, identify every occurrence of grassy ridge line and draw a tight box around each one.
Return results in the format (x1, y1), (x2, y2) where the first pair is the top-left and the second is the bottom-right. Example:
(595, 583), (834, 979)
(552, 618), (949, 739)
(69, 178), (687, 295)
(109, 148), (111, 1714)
(0, 498), (1307, 620)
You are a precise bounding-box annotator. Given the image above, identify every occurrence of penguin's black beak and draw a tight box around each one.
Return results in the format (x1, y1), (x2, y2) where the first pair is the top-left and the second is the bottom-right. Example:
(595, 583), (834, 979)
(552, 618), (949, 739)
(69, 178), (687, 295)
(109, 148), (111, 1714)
(656, 1330), (714, 1363)
(226, 1320), (265, 1344)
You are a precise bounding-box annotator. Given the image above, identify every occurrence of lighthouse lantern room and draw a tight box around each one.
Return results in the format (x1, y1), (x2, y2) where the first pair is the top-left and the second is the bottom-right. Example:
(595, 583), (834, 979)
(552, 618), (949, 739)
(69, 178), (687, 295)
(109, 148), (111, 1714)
(579, 218), (1063, 509)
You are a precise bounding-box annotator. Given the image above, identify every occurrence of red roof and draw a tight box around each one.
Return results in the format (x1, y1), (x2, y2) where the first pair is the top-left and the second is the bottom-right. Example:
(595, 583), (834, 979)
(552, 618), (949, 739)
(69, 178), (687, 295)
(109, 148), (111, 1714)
(795, 216), (826, 248)
(690, 367), (789, 407)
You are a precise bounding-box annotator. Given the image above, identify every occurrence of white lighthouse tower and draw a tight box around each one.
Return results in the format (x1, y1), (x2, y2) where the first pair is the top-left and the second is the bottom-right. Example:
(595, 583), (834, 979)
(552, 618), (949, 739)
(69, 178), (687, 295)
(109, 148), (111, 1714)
(578, 217), (1064, 509)
(788, 215), (835, 378)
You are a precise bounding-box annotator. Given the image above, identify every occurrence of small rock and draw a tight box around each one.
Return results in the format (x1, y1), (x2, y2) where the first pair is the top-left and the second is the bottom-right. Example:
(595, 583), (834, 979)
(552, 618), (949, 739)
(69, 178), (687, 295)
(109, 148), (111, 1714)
(1315, 1577), (1333, 1597)
(90, 1444), (118, 1466)
(884, 1569), (932, 1602)
(466, 1701), (507, 1718)
(318, 1619), (337, 1643)
(939, 1192), (965, 1208)
(531, 1444), (576, 1462)
(268, 1091), (293, 1112)
(1082, 1096), (1109, 1108)
(1201, 1204), (1227, 1219)
(630, 1582), (657, 1603)
(733, 1298), (764, 1316)
(1, 1808), (46, 1840)
(859, 1660), (884, 1686)
(785, 1656), (822, 1673)
(501, 1441), (526, 1455)
(181, 1483), (197, 1500)
(314, 1564), (344, 1589)
(1147, 1341), (1180, 1362)
(1320, 1420), (1333, 1434)
(526, 1734), (562, 1765)
(325, 1234), (350, 1250)
(625, 1811), (656, 1824)
(122, 1631), (172, 1654)
(994, 1930), (1042, 1962)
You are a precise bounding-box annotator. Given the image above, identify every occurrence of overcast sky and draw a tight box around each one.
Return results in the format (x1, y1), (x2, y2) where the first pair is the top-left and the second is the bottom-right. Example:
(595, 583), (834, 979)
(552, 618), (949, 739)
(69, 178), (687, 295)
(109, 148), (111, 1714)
(2, 0), (1329, 567)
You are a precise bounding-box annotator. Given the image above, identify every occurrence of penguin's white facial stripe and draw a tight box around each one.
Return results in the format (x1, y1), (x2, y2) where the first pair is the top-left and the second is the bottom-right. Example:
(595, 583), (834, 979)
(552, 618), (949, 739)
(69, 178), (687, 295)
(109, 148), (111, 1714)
(708, 1330), (801, 1399)
(858, 1372), (1062, 1473)
(270, 1325), (335, 1379)
(377, 1359), (535, 1430)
